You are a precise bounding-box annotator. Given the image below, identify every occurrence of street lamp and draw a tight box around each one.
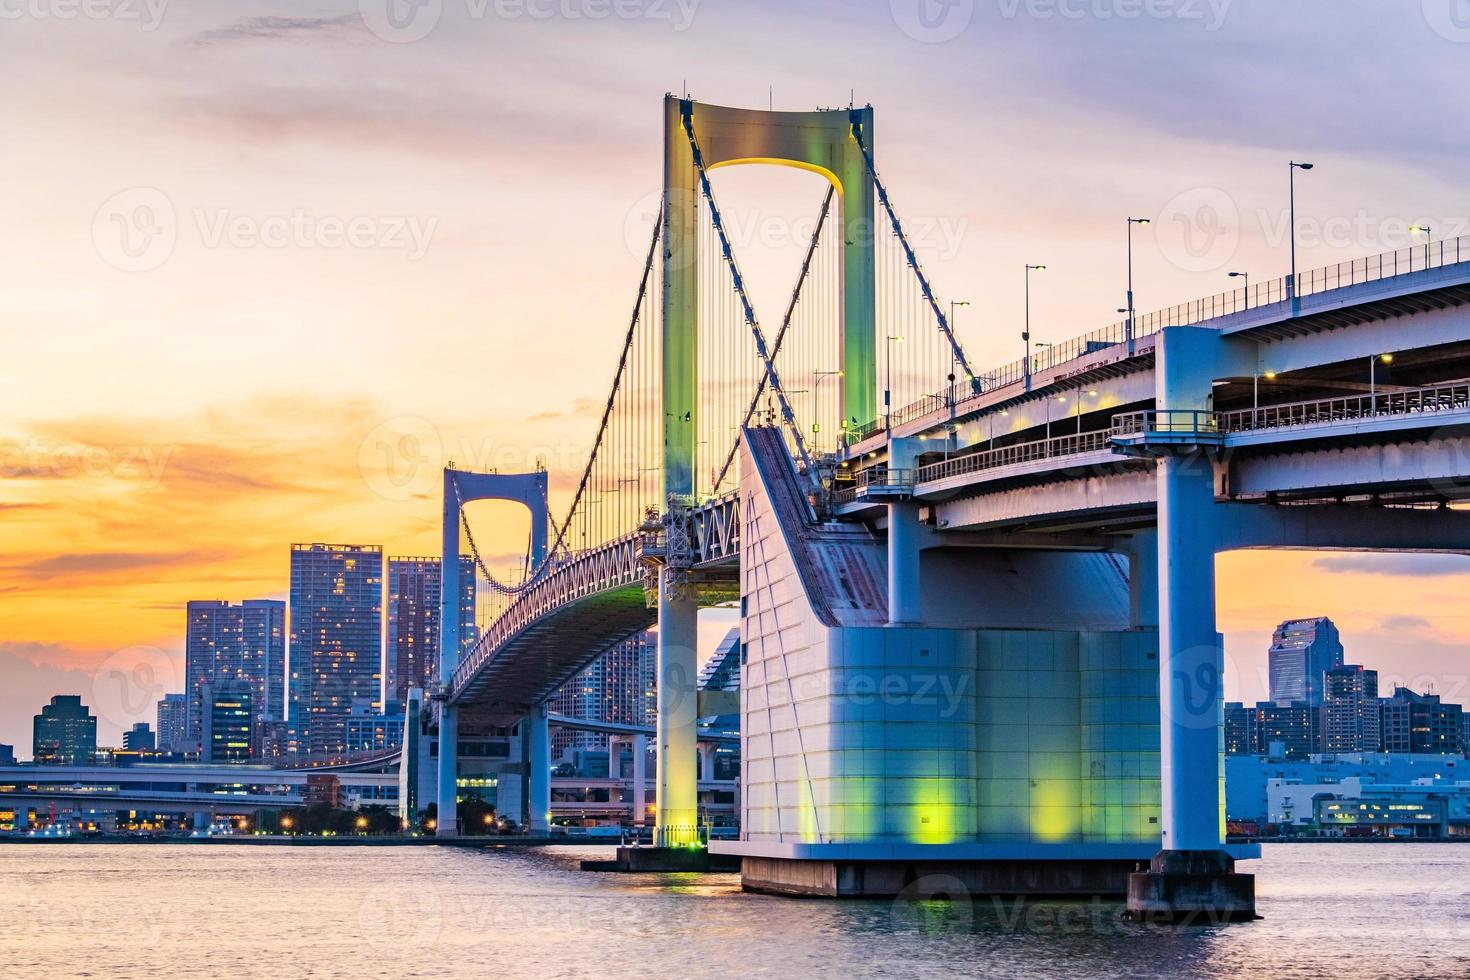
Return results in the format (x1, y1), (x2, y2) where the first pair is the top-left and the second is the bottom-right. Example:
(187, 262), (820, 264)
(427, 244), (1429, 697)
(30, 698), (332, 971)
(885, 335), (903, 430)
(1410, 225), (1433, 270)
(1289, 161), (1314, 303)
(1126, 218), (1149, 352)
(1023, 265), (1045, 391)
(1370, 352), (1393, 413)
(949, 301), (970, 407)
(1228, 270), (1250, 310)
(813, 369), (842, 451)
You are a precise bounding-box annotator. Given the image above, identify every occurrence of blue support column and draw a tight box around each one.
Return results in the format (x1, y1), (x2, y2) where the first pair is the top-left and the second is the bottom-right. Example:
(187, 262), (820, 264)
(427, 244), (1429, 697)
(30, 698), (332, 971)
(436, 704), (458, 837)
(655, 574), (699, 846)
(528, 704), (550, 834)
(887, 500), (923, 625)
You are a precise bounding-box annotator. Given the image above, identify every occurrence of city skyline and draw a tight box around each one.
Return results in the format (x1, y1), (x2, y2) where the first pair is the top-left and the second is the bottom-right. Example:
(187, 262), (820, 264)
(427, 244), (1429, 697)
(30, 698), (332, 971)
(4, 3), (1470, 755)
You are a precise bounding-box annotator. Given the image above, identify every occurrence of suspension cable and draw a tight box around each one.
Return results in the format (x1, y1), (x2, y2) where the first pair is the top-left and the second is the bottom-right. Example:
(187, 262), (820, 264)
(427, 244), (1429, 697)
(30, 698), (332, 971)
(681, 106), (820, 490)
(851, 116), (981, 395)
(712, 184), (834, 491)
(455, 209), (662, 594)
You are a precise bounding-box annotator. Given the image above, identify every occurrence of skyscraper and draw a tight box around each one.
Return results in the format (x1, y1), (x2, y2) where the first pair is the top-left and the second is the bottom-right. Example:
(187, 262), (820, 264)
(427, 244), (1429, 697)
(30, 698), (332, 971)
(384, 556), (476, 706)
(184, 599), (286, 755)
(1324, 665), (1379, 753)
(550, 631), (656, 754)
(33, 696), (97, 766)
(1268, 617), (1344, 706)
(156, 693), (187, 753)
(202, 683), (253, 763)
(288, 544), (383, 757)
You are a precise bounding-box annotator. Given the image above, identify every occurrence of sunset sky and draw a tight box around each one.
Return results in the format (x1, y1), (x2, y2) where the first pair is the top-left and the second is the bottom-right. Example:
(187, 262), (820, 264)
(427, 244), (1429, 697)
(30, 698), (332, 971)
(4, 1), (1470, 755)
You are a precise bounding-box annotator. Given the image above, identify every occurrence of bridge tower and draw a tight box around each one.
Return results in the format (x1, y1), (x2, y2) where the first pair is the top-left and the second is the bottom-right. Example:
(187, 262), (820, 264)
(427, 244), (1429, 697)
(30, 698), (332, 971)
(658, 96), (878, 845)
(436, 466), (550, 837)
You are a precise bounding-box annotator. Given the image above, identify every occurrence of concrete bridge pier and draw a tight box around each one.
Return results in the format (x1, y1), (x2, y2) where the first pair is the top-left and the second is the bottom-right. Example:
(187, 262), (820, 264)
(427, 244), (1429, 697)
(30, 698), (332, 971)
(526, 704), (550, 834)
(655, 571), (700, 846)
(435, 703), (458, 837)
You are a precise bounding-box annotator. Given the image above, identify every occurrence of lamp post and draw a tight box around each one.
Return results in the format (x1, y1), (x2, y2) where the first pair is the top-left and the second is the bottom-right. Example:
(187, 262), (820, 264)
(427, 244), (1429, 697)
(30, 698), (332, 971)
(813, 369), (842, 453)
(1288, 161), (1314, 306)
(1228, 270), (1249, 311)
(1410, 225), (1433, 270)
(1126, 218), (1149, 353)
(1023, 265), (1045, 390)
(885, 335), (904, 431)
(949, 300), (969, 407)
(1370, 352), (1393, 414)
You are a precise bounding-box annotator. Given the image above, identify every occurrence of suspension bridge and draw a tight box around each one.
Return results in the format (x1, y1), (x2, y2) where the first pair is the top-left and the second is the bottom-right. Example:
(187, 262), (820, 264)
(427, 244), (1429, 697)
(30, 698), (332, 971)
(413, 95), (1470, 916)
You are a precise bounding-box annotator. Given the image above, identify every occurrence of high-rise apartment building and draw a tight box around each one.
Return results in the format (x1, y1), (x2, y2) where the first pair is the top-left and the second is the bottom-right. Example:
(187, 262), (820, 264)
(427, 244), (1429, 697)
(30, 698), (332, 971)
(1324, 665), (1380, 753)
(33, 696), (97, 766)
(384, 556), (476, 706)
(1380, 687), (1463, 754)
(1268, 617), (1344, 706)
(156, 693), (187, 753)
(184, 599), (285, 755)
(288, 544), (383, 757)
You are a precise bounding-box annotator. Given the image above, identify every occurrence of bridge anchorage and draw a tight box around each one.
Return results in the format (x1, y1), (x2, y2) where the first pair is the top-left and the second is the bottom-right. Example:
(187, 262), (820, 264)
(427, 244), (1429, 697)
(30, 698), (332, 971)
(428, 93), (1470, 914)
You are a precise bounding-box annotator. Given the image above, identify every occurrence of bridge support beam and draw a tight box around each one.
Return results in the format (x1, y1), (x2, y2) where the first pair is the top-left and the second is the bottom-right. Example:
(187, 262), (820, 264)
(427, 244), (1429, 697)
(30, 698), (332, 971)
(435, 704), (458, 837)
(527, 704), (550, 835)
(632, 732), (648, 827)
(655, 572), (700, 846)
(887, 500), (923, 625)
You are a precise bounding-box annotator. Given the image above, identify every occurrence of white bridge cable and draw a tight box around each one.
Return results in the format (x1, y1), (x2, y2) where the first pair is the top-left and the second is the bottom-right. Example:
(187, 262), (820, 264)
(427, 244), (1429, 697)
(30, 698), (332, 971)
(851, 118), (981, 400)
(455, 210), (663, 594)
(682, 109), (821, 491)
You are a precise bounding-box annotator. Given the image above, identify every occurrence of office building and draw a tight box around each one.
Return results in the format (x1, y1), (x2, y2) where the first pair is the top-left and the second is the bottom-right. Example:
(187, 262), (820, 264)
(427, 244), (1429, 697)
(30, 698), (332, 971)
(33, 696), (97, 766)
(156, 693), (187, 753)
(202, 683), (253, 763)
(122, 723), (156, 752)
(345, 700), (405, 755)
(1224, 702), (1259, 756)
(0, 744), (13, 766)
(1267, 617), (1343, 706)
(1254, 700), (1320, 759)
(184, 598), (286, 755)
(1380, 687), (1463, 754)
(288, 544), (384, 757)
(1324, 665), (1380, 753)
(384, 556), (476, 706)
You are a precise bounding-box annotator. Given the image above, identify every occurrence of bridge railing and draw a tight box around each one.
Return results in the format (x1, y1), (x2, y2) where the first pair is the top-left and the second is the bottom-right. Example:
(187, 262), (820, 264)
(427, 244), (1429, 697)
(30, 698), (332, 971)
(916, 430), (1112, 484)
(1218, 382), (1470, 433)
(851, 234), (1470, 444)
(1112, 409), (1221, 437)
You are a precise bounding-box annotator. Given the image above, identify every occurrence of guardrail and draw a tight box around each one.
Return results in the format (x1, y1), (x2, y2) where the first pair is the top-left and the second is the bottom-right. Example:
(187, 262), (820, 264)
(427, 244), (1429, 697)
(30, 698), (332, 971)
(1218, 382), (1470, 433)
(916, 431), (1111, 484)
(847, 235), (1470, 444)
(1112, 409), (1221, 438)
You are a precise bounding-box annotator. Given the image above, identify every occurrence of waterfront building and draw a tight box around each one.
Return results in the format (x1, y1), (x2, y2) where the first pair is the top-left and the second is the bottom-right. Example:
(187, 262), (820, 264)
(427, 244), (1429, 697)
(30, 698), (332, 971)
(202, 684), (253, 763)
(1324, 665), (1380, 753)
(33, 696), (97, 766)
(156, 694), (187, 753)
(1380, 687), (1463, 754)
(288, 544), (383, 757)
(345, 700), (405, 755)
(1267, 617), (1344, 706)
(1226, 752), (1470, 826)
(184, 598), (286, 755)
(549, 630), (656, 754)
(1224, 702), (1259, 756)
(1254, 700), (1320, 759)
(122, 723), (156, 752)
(385, 556), (476, 706)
